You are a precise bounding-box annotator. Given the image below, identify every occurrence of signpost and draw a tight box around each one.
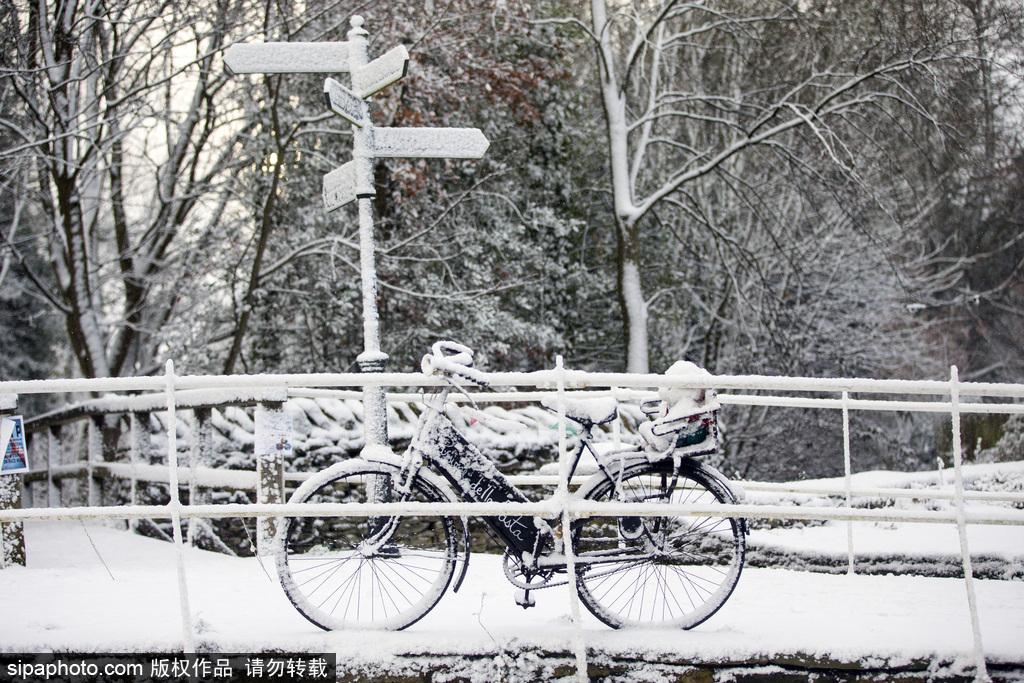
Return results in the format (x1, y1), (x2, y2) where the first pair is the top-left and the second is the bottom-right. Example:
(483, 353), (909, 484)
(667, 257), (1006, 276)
(225, 16), (489, 451)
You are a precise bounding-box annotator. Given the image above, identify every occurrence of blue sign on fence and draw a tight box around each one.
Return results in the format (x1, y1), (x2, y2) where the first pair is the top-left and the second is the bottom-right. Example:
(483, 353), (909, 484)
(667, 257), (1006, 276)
(1, 415), (29, 475)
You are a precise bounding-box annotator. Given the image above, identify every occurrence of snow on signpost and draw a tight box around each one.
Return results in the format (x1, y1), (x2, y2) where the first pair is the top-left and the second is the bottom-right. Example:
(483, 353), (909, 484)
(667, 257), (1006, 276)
(225, 16), (490, 452)
(224, 42), (351, 74)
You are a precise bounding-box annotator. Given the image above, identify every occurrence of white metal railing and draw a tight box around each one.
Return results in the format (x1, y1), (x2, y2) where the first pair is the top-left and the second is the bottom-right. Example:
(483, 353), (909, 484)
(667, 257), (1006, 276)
(25, 460), (1024, 504)
(2, 362), (1022, 682)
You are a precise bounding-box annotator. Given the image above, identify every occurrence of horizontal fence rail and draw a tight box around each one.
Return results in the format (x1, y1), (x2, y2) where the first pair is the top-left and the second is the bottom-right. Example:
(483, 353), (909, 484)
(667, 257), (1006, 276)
(16, 441), (1024, 505)
(17, 461), (1024, 504)
(5, 368), (1024, 397)
(20, 385), (1024, 438)
(2, 500), (1023, 526)
(1, 363), (1021, 682)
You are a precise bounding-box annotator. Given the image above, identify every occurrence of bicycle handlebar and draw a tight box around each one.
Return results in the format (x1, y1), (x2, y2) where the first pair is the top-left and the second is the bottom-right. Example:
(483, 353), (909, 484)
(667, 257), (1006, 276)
(420, 341), (490, 389)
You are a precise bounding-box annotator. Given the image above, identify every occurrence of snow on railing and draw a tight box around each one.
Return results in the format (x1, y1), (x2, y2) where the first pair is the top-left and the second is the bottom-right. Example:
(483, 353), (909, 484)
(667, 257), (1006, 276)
(2, 364), (1022, 681)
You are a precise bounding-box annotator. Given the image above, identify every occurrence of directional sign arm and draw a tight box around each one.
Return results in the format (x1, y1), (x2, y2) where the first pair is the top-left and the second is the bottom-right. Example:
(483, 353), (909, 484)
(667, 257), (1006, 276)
(372, 128), (489, 159)
(324, 78), (366, 127)
(322, 161), (358, 212)
(351, 45), (409, 98)
(224, 42), (350, 74)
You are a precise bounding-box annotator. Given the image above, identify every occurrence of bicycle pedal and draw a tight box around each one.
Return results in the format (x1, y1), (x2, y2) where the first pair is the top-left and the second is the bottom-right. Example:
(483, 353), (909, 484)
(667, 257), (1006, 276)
(514, 589), (536, 609)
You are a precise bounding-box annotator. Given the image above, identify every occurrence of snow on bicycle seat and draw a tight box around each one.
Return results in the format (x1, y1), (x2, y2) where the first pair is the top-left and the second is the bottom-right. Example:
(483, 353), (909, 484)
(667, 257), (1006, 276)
(540, 392), (618, 427)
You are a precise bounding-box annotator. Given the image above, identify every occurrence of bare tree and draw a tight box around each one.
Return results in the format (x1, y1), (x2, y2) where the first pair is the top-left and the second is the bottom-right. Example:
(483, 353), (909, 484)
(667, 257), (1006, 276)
(546, 0), (986, 373)
(0, 0), (254, 378)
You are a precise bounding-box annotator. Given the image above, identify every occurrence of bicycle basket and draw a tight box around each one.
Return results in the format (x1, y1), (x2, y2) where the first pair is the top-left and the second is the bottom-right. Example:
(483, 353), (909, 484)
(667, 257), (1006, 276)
(648, 409), (719, 456)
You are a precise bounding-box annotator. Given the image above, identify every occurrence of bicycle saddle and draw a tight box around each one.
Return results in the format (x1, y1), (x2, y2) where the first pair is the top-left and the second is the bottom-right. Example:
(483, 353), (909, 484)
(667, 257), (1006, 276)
(540, 393), (618, 428)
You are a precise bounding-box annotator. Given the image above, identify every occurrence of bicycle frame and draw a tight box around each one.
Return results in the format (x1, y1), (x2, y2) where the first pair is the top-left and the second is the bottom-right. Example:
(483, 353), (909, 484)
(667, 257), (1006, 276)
(401, 384), (638, 559)
(418, 412), (543, 554)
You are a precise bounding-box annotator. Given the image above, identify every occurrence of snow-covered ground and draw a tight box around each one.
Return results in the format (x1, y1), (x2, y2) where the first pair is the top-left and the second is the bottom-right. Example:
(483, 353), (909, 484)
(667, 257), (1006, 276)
(3, 522), (1023, 674)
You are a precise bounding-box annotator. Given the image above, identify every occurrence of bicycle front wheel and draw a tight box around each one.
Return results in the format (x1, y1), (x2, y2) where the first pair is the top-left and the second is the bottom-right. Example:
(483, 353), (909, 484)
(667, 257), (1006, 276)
(573, 459), (745, 629)
(276, 460), (458, 631)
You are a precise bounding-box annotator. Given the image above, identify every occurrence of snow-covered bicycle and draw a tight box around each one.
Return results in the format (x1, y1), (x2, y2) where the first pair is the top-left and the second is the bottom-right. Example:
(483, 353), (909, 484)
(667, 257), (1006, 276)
(276, 341), (745, 631)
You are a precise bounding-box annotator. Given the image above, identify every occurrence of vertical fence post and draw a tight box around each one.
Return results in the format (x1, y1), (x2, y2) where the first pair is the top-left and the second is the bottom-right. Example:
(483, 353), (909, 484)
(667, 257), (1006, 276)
(841, 391), (854, 575)
(188, 408), (213, 546)
(47, 425), (61, 508)
(87, 416), (102, 507)
(254, 396), (289, 556)
(611, 386), (622, 447)
(128, 413), (151, 533)
(949, 366), (989, 682)
(0, 394), (25, 568)
(164, 360), (195, 652)
(554, 357), (588, 682)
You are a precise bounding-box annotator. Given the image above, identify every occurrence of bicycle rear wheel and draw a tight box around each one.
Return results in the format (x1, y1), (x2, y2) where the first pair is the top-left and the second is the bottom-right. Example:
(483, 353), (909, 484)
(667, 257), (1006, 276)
(276, 460), (457, 631)
(573, 459), (744, 629)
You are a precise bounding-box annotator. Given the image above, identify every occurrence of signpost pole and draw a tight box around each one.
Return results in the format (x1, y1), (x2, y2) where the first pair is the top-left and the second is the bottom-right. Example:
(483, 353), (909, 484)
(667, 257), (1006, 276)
(347, 16), (390, 449)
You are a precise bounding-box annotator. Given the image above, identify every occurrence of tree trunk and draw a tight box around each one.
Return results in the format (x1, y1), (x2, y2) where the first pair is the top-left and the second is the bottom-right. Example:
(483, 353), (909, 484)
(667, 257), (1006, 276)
(593, 0), (650, 373)
(617, 223), (649, 374)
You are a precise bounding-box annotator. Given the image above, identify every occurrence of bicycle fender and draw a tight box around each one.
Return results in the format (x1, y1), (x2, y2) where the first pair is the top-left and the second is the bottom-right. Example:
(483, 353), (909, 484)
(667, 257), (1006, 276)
(299, 451), (464, 506)
(572, 453), (652, 501)
(407, 459), (473, 593)
(692, 461), (748, 536)
(697, 461), (746, 504)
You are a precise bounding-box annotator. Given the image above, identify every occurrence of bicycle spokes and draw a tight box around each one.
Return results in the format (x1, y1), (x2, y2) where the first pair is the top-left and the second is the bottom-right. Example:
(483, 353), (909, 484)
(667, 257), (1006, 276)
(278, 462), (458, 631)
(573, 462), (745, 629)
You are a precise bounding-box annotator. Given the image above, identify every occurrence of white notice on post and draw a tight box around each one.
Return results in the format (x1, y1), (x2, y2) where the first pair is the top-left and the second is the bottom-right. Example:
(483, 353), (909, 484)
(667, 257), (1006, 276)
(255, 409), (294, 459)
